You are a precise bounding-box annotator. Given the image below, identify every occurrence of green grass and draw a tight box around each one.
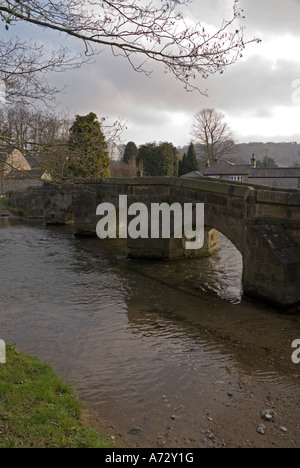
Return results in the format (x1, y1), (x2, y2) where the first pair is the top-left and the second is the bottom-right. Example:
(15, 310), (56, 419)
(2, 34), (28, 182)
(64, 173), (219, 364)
(0, 345), (111, 448)
(0, 197), (12, 209)
(0, 197), (27, 216)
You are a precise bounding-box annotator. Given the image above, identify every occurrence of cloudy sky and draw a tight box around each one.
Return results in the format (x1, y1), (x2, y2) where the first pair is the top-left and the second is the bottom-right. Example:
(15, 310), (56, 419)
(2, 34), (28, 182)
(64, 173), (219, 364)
(9, 0), (300, 147)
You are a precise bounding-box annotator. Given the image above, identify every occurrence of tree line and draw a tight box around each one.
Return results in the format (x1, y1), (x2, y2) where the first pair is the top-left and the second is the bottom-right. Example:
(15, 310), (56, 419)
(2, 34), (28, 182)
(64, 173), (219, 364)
(0, 107), (111, 180)
(2, 104), (289, 182)
(117, 108), (236, 177)
(0, 105), (238, 181)
(118, 141), (199, 178)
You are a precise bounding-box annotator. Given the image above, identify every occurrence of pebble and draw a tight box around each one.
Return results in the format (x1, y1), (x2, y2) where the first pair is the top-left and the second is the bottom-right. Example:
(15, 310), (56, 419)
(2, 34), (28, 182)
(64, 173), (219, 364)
(280, 427), (288, 433)
(205, 430), (215, 441)
(257, 424), (266, 435)
(128, 427), (142, 435)
(261, 409), (277, 422)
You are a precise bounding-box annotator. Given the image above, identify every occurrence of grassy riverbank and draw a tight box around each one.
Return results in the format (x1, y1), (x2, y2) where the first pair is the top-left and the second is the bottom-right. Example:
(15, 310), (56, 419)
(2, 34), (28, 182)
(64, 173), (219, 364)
(0, 197), (27, 216)
(0, 345), (111, 448)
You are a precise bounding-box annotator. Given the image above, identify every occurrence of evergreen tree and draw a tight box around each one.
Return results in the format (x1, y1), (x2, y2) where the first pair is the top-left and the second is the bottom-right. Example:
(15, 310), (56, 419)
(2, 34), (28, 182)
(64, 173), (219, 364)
(170, 143), (179, 177)
(137, 142), (178, 176)
(123, 141), (138, 164)
(178, 153), (187, 177)
(186, 142), (198, 172)
(68, 113), (110, 178)
(257, 157), (278, 169)
(179, 143), (198, 176)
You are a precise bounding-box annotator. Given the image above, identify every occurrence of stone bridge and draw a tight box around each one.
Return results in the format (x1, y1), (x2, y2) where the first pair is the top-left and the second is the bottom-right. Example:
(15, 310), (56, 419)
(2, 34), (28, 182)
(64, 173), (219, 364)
(11, 177), (300, 308)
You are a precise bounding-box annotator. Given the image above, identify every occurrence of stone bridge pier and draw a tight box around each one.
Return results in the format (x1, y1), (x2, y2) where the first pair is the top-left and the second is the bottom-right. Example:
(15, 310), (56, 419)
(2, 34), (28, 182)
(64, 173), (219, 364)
(30, 177), (300, 309)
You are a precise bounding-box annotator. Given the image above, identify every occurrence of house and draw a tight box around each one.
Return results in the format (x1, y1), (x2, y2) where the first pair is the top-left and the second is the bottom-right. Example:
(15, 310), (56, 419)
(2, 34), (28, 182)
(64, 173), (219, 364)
(0, 149), (51, 194)
(247, 167), (300, 189)
(198, 160), (252, 183)
(182, 154), (300, 190)
(0, 149), (31, 176)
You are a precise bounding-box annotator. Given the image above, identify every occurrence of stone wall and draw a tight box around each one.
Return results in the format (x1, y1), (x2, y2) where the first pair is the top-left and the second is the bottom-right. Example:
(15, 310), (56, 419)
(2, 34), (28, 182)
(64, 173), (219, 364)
(4, 177), (44, 194)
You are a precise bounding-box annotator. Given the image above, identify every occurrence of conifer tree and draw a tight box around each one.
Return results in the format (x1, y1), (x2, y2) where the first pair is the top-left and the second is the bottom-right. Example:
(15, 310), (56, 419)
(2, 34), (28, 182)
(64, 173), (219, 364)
(68, 113), (110, 179)
(123, 142), (138, 164)
(179, 143), (198, 176)
(137, 142), (178, 177)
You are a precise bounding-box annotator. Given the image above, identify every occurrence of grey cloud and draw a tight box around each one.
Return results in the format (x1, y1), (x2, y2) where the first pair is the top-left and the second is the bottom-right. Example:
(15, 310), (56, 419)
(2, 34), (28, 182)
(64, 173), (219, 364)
(239, 0), (300, 36)
(52, 50), (300, 145)
(252, 108), (274, 119)
(211, 58), (300, 111)
(186, 0), (300, 36)
(45, 0), (300, 145)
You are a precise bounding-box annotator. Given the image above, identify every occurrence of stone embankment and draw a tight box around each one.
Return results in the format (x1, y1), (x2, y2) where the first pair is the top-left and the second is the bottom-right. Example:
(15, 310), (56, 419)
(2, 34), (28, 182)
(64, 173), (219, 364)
(0, 203), (9, 218)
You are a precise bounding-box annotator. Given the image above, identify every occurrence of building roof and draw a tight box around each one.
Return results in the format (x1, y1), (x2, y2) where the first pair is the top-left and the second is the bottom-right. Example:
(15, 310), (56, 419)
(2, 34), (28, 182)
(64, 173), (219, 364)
(248, 168), (300, 178)
(25, 154), (41, 169)
(5, 169), (47, 179)
(0, 148), (21, 162)
(0, 148), (41, 168)
(181, 171), (204, 180)
(201, 160), (251, 176)
(182, 162), (300, 181)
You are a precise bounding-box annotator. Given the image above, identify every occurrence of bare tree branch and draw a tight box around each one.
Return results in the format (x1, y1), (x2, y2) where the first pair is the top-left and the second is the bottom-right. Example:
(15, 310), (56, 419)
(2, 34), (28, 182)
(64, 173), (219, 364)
(0, 0), (261, 96)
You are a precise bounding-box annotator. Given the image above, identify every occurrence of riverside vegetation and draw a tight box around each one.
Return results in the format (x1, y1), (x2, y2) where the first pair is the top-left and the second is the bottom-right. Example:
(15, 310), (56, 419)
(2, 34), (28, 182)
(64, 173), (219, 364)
(0, 345), (111, 448)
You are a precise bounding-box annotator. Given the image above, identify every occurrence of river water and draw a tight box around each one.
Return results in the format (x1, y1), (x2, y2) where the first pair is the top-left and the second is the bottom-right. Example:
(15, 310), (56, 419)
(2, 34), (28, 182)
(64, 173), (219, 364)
(0, 218), (299, 448)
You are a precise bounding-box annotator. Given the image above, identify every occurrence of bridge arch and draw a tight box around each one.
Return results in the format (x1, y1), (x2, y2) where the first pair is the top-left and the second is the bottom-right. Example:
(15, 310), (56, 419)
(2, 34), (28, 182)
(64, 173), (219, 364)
(204, 208), (245, 256)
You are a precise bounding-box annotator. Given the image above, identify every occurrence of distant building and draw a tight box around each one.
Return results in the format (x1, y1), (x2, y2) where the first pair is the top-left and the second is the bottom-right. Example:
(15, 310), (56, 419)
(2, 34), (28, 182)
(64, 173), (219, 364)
(248, 167), (300, 190)
(182, 154), (300, 190)
(200, 160), (251, 183)
(0, 149), (31, 177)
(0, 149), (51, 194)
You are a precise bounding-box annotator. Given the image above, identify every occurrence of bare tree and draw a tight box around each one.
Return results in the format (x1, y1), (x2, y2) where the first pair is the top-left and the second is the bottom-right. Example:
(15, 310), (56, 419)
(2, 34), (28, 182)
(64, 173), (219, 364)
(0, 0), (260, 101)
(0, 105), (127, 180)
(191, 108), (236, 165)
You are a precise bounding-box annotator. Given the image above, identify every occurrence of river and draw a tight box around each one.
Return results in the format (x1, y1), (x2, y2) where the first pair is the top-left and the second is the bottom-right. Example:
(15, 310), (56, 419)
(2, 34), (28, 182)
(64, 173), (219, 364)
(0, 218), (299, 448)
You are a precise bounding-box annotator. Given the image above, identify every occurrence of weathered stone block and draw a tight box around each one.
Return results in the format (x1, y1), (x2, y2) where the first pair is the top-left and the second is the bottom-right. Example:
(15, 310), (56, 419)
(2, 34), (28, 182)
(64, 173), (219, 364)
(257, 204), (288, 219)
(257, 190), (289, 205)
(206, 193), (229, 207)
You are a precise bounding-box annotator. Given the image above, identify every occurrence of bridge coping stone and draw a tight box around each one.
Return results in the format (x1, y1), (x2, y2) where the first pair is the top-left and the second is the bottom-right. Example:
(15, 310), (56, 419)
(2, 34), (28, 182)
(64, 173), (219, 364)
(68, 177), (256, 201)
(256, 190), (300, 206)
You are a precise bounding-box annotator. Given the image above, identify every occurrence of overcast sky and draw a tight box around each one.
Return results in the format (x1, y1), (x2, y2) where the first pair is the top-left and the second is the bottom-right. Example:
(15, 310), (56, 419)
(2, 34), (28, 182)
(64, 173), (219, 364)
(12, 0), (300, 147)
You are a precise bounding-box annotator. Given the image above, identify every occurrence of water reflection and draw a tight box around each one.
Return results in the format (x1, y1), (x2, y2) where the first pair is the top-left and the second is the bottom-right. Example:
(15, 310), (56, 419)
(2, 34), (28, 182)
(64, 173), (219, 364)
(129, 235), (243, 304)
(0, 219), (299, 447)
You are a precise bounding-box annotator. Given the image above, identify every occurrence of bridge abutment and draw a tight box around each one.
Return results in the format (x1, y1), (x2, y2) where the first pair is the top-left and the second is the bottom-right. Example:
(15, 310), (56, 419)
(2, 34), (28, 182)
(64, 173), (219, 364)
(243, 225), (300, 308)
(127, 227), (220, 260)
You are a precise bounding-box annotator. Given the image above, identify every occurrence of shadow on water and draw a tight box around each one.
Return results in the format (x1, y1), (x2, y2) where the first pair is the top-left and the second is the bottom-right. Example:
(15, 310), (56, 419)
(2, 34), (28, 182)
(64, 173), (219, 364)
(0, 218), (299, 447)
